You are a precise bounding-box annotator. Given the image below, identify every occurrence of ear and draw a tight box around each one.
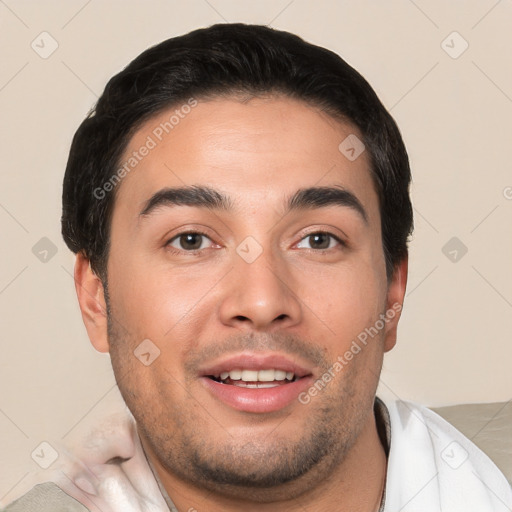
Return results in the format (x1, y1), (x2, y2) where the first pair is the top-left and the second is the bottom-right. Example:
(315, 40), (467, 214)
(383, 257), (408, 353)
(74, 252), (109, 353)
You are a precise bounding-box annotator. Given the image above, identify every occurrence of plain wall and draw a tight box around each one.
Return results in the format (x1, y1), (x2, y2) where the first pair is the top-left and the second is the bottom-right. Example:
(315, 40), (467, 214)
(1, 0), (511, 503)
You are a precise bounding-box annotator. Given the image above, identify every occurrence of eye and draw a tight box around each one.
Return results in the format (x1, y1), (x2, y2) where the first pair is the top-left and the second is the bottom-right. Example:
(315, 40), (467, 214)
(296, 232), (343, 250)
(167, 232), (213, 251)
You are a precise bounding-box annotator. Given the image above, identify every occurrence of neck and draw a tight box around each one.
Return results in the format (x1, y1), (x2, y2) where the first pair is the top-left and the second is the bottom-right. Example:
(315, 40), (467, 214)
(142, 411), (387, 512)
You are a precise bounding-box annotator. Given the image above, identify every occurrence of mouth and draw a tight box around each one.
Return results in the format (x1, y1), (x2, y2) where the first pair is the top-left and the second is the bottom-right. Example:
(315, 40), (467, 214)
(207, 368), (300, 388)
(199, 354), (314, 413)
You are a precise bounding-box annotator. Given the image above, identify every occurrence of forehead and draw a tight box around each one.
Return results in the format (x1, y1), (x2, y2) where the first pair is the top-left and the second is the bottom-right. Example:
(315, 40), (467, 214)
(112, 95), (379, 221)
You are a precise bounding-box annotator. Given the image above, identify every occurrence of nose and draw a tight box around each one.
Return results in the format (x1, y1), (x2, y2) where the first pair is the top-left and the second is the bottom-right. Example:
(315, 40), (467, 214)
(218, 249), (302, 331)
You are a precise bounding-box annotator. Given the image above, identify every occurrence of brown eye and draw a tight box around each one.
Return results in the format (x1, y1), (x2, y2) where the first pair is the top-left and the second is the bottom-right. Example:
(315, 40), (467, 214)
(168, 233), (211, 251)
(308, 233), (330, 249)
(296, 232), (342, 250)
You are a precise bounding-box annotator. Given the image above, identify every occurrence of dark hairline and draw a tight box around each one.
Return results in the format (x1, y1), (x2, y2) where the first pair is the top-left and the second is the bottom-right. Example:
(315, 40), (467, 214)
(62, 23), (412, 286)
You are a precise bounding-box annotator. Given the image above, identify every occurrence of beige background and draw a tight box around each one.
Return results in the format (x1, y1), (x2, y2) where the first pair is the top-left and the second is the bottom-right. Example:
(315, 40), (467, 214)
(1, 0), (511, 503)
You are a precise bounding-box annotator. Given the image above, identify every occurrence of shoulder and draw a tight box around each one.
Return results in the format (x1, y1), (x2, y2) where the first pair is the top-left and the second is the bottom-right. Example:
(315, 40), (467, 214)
(380, 398), (512, 511)
(1, 482), (89, 512)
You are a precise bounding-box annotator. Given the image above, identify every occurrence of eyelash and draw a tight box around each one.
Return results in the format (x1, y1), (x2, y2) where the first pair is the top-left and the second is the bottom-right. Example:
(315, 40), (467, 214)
(165, 230), (346, 254)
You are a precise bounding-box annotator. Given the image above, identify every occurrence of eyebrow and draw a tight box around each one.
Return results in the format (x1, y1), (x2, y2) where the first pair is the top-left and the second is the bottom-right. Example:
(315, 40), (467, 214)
(138, 184), (368, 224)
(139, 185), (233, 217)
(288, 186), (368, 223)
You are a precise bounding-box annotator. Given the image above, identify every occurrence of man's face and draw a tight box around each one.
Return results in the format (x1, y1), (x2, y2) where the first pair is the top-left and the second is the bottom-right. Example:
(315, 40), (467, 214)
(100, 95), (402, 495)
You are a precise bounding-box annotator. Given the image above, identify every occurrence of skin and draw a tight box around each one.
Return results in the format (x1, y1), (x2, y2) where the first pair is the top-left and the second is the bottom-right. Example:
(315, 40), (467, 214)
(74, 95), (407, 512)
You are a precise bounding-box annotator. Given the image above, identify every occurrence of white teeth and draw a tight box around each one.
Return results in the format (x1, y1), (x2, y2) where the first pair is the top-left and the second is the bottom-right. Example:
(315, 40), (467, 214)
(241, 369), (259, 381)
(257, 369), (276, 382)
(217, 369), (296, 382)
(229, 369), (242, 380)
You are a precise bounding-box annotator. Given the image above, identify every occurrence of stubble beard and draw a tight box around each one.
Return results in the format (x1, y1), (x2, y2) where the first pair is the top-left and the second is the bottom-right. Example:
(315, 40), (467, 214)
(105, 293), (380, 501)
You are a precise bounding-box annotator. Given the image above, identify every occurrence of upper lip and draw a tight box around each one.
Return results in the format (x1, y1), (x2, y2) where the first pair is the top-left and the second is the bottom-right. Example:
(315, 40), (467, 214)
(198, 352), (313, 378)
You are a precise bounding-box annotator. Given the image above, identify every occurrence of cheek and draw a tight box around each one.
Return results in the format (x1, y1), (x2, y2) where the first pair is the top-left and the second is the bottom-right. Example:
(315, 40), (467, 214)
(296, 262), (385, 352)
(108, 252), (222, 349)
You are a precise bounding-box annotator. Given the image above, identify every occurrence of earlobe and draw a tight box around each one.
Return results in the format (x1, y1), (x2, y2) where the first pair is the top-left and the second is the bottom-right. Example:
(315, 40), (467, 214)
(383, 257), (408, 353)
(74, 253), (110, 353)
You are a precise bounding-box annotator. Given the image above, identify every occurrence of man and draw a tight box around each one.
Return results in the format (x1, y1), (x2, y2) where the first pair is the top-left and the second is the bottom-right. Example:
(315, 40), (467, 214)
(4, 23), (511, 512)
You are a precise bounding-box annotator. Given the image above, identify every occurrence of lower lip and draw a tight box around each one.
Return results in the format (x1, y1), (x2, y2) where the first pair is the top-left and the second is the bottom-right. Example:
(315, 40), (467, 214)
(200, 376), (313, 413)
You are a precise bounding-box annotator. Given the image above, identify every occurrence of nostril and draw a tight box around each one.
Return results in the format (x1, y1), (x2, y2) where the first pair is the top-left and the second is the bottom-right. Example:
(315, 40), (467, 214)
(234, 315), (250, 322)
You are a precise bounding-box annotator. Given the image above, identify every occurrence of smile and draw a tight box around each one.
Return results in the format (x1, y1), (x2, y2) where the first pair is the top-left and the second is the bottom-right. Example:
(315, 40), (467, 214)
(199, 354), (314, 413)
(208, 368), (298, 388)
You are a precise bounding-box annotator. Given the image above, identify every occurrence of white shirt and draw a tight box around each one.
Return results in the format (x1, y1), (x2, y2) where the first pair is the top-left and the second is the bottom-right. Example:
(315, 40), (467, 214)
(381, 399), (512, 511)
